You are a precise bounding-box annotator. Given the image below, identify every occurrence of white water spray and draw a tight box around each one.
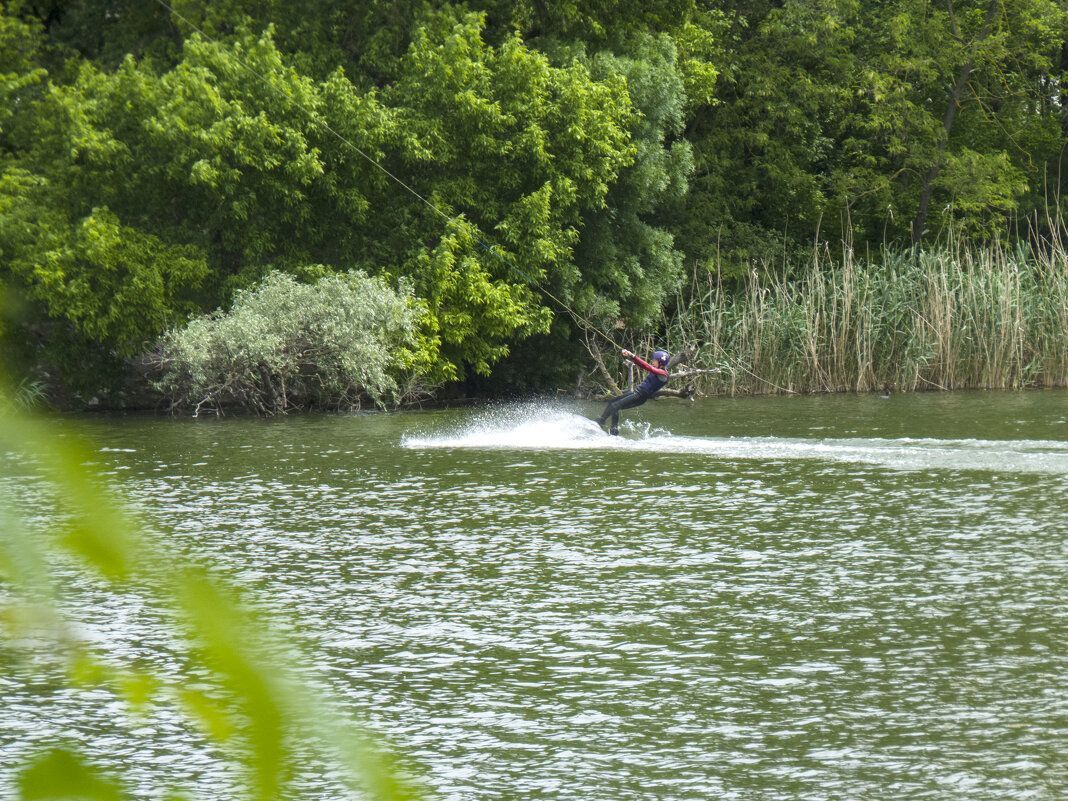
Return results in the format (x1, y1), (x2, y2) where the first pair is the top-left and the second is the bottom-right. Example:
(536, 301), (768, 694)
(402, 404), (1068, 474)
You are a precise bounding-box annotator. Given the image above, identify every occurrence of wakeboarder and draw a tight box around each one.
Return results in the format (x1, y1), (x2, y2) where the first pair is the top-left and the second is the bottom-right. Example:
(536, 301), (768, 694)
(595, 349), (670, 435)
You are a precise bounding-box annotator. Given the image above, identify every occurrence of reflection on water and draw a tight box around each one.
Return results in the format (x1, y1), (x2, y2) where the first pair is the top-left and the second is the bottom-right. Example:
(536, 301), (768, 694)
(3, 392), (1068, 800)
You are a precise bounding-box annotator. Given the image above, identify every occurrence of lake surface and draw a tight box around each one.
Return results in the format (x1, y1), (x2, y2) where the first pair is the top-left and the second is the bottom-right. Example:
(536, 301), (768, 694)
(3, 391), (1068, 800)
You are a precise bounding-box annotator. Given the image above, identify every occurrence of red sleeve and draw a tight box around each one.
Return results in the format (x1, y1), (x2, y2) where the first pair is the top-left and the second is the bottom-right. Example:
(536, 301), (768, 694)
(631, 354), (668, 377)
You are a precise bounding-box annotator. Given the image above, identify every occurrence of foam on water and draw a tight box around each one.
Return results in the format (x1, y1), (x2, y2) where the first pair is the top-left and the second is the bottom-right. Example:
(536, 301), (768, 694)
(402, 405), (1068, 474)
(403, 405), (610, 450)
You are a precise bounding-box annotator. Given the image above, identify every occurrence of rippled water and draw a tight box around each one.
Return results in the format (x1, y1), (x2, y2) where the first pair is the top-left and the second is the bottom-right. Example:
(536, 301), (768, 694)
(3, 391), (1068, 800)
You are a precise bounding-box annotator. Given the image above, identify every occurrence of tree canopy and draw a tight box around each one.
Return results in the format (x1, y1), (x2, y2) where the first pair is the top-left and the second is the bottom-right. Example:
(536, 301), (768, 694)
(1, 0), (1065, 403)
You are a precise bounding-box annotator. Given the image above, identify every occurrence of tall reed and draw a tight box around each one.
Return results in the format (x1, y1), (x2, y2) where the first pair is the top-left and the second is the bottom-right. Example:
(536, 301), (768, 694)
(667, 239), (1068, 395)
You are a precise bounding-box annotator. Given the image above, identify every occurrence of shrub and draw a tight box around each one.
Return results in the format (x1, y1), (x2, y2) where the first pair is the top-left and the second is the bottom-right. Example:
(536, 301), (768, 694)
(153, 270), (430, 414)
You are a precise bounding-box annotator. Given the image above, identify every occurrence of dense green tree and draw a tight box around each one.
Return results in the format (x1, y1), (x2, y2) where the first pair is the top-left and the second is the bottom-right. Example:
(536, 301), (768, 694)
(0, 170), (207, 373)
(845, 0), (1068, 245)
(675, 0), (1067, 270)
(3, 0), (1067, 402)
(573, 35), (694, 327)
(0, 3), (46, 136)
(676, 1), (860, 273)
(155, 0), (701, 75)
(1, 9), (661, 394)
(11, 0), (180, 67)
(168, 2), (702, 328)
(379, 7), (651, 380)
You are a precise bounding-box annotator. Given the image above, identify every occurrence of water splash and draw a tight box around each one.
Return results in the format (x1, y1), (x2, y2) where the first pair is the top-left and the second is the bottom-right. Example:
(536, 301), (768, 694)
(402, 405), (613, 450)
(402, 404), (1068, 474)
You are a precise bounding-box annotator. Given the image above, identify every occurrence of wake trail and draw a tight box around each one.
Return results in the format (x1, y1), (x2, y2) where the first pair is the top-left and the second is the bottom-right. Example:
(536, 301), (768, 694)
(401, 406), (1068, 475)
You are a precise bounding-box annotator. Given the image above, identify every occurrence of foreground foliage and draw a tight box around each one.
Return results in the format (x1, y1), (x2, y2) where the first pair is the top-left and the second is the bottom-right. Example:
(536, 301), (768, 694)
(0, 407), (420, 800)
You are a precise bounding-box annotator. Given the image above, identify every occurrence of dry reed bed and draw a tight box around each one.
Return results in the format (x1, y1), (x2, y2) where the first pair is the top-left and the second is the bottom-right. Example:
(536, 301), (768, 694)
(668, 243), (1068, 395)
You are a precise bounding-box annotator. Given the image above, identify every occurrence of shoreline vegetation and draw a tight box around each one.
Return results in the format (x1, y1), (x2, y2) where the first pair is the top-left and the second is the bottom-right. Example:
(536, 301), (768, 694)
(9, 236), (1066, 416)
(2, 2), (1066, 416)
(664, 236), (1068, 399)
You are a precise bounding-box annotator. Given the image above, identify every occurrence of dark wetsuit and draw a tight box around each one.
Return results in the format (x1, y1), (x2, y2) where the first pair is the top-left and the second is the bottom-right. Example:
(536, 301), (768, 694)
(597, 355), (669, 433)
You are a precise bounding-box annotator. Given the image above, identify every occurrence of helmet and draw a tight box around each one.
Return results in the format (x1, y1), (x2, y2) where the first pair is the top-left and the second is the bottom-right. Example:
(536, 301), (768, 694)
(653, 350), (669, 365)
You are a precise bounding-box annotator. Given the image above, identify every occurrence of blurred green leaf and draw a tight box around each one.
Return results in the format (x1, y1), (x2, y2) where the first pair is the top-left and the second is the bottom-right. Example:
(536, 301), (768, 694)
(17, 747), (125, 801)
(0, 404), (423, 800)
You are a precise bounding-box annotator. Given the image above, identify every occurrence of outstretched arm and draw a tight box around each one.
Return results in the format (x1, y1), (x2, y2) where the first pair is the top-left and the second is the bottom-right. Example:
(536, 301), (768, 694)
(621, 349), (668, 377)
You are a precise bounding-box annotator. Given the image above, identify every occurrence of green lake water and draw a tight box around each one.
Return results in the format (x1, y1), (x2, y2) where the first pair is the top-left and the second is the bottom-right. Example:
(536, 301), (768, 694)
(3, 390), (1068, 800)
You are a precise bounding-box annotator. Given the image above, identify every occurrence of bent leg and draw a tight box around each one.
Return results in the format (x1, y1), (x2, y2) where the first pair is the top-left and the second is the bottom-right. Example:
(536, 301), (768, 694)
(599, 390), (647, 433)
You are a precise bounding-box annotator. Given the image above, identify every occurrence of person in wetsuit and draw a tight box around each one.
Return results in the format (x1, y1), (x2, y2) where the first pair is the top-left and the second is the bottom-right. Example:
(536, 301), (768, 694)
(596, 349), (670, 435)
